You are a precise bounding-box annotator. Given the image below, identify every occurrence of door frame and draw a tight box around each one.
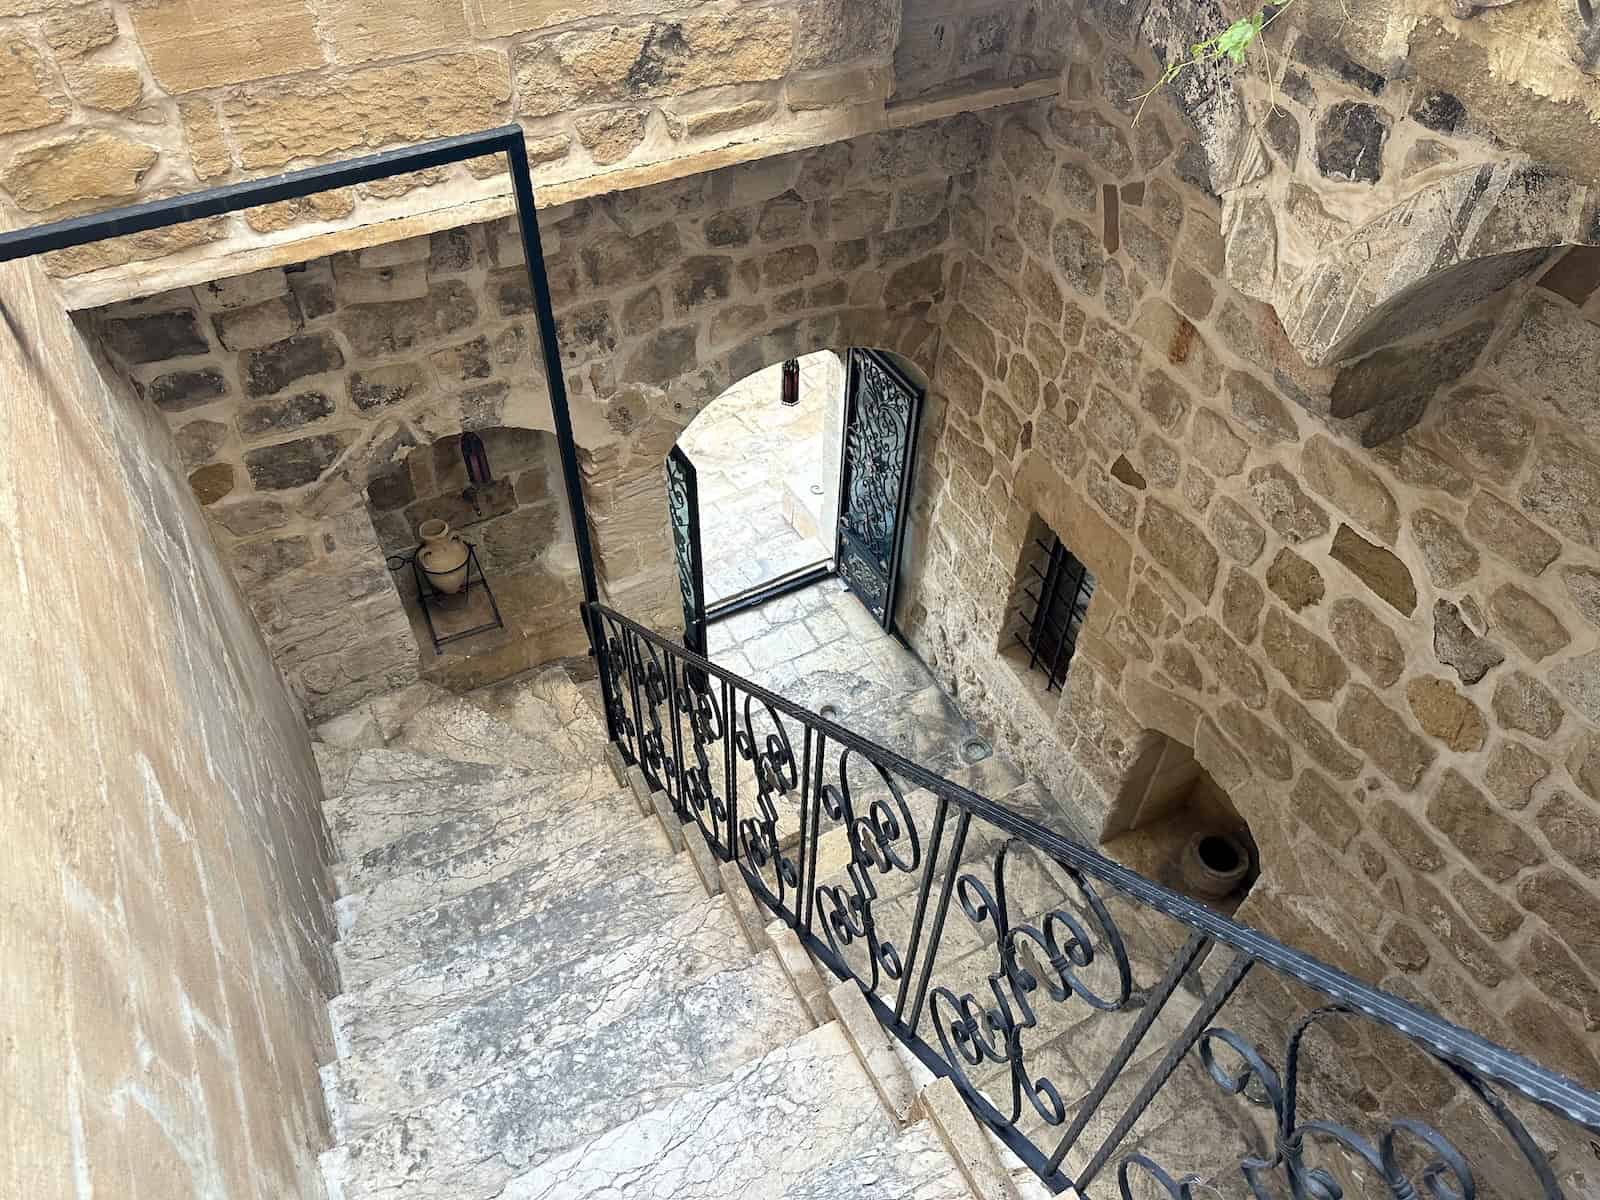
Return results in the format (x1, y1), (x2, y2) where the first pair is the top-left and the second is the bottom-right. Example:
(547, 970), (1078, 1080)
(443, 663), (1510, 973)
(684, 347), (925, 636)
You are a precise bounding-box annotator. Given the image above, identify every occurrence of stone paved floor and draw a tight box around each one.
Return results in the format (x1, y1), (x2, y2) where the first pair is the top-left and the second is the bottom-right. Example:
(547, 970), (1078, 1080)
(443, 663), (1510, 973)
(678, 351), (842, 607)
(707, 576), (1044, 802)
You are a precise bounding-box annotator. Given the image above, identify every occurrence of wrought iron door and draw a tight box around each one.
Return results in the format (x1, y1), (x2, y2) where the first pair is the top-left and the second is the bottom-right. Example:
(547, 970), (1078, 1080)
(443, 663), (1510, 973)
(665, 445), (708, 655)
(836, 349), (924, 630)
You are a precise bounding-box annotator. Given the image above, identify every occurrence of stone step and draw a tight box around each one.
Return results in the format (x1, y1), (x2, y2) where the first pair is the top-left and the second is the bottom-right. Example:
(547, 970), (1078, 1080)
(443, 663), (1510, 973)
(320, 952), (812, 1200)
(777, 1121), (976, 1200)
(325, 894), (751, 1136)
(391, 692), (598, 778)
(335, 817), (674, 988)
(330, 855), (709, 1054)
(321, 749), (540, 862)
(336, 780), (639, 935)
(489, 1022), (905, 1200)
(322, 744), (624, 871)
(455, 661), (606, 753)
(315, 680), (450, 752)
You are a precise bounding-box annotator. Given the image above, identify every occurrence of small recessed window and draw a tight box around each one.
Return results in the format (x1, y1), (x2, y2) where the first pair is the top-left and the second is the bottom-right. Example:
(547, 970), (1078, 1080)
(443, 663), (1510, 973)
(1012, 531), (1096, 692)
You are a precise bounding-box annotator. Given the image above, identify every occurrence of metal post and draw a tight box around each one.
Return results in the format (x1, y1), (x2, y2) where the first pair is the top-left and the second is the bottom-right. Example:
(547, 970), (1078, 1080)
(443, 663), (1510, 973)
(503, 132), (600, 612)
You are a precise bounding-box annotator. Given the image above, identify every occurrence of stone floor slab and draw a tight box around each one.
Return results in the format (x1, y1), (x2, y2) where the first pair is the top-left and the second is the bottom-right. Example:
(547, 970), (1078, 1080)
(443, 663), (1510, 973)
(323, 954), (810, 1200)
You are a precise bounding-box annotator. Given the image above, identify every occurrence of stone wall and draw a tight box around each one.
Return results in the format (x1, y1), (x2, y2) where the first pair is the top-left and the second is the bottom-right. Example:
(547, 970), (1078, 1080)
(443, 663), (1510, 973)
(891, 0), (1071, 102)
(895, 16), (1600, 1140)
(0, 0), (1044, 306)
(87, 114), (986, 718)
(1, 254), (335, 1193)
(1183, 18), (1597, 392)
(88, 228), (568, 719)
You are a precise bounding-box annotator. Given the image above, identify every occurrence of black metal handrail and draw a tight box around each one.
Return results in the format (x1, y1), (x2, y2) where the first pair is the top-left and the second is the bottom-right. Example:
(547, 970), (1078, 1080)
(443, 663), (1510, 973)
(585, 599), (1600, 1197)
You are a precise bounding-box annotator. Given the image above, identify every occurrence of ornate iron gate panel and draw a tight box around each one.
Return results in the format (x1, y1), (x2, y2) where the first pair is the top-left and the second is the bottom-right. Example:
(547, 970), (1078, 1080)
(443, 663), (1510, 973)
(666, 445), (708, 655)
(836, 349), (924, 630)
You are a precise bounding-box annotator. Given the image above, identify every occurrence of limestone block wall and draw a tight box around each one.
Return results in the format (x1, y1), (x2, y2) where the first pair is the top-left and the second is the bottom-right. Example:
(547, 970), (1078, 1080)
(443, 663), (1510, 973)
(86, 115), (985, 719)
(88, 227), (562, 719)
(895, 18), (1600, 1125)
(0, 0), (1047, 306)
(1, 256), (335, 1194)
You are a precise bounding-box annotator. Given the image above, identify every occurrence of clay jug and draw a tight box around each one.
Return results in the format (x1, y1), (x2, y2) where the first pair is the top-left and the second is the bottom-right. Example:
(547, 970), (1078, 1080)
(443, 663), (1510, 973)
(417, 519), (469, 594)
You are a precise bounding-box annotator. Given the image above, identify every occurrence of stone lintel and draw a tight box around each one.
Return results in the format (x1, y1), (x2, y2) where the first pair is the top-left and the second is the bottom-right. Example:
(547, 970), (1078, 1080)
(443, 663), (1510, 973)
(56, 75), (1061, 312)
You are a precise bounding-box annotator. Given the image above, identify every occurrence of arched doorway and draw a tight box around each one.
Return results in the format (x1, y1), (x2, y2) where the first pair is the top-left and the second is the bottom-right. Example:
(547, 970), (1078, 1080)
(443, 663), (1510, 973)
(675, 350), (846, 611)
(664, 347), (927, 654)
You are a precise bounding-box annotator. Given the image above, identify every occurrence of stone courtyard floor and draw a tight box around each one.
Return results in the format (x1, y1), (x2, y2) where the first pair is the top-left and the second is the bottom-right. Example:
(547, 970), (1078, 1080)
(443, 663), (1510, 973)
(678, 351), (841, 607)
(705, 576), (1055, 816)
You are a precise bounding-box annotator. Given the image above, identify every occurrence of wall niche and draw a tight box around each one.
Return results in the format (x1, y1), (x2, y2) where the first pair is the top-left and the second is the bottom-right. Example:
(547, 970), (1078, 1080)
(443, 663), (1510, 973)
(364, 425), (587, 688)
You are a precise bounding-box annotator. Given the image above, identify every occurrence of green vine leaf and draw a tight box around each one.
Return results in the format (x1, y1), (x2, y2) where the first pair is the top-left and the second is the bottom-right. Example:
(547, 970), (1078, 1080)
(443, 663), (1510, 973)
(1216, 15), (1261, 63)
(1134, 0), (1304, 123)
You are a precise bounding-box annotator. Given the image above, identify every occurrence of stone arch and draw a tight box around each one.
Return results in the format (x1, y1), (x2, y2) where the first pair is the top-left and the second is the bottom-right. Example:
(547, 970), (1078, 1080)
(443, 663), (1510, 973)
(580, 306), (943, 621)
(1097, 672), (1269, 911)
(1280, 162), (1593, 367)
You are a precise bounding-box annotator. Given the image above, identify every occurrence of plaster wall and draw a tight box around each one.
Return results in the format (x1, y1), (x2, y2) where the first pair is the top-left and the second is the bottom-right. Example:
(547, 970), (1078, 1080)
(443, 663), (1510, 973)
(0, 255), (336, 1196)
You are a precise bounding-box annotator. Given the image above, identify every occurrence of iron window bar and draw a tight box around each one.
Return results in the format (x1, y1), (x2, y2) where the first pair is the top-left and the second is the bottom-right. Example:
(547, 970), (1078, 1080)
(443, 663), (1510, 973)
(1014, 535), (1095, 692)
(0, 125), (600, 637)
(586, 596), (1600, 1198)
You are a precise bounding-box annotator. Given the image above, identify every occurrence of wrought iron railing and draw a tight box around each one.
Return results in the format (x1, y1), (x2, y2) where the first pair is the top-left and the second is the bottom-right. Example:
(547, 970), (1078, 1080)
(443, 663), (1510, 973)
(585, 600), (1600, 1198)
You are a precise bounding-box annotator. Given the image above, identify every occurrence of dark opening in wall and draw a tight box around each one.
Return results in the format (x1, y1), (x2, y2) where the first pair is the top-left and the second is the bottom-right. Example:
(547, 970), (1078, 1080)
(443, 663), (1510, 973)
(1007, 514), (1097, 693)
(1102, 731), (1260, 914)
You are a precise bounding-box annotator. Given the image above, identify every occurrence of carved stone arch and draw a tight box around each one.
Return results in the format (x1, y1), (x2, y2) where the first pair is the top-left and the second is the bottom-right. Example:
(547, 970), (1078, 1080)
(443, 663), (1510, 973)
(580, 302), (943, 620)
(1281, 161), (1594, 367)
(680, 307), (941, 419)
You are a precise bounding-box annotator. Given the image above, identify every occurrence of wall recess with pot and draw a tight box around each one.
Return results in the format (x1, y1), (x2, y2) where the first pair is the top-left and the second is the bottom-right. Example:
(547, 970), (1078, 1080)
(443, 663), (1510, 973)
(365, 425), (586, 688)
(1099, 730), (1260, 915)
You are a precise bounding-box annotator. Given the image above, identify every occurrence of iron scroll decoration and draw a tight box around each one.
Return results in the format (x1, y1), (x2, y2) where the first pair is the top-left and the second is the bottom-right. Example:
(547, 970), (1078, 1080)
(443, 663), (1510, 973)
(837, 349), (923, 630)
(586, 598), (1600, 1199)
(665, 445), (708, 657)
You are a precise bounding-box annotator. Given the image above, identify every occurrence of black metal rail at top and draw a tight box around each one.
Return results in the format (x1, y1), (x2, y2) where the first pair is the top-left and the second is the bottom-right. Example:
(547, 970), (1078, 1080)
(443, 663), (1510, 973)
(0, 126), (600, 614)
(586, 597), (1600, 1198)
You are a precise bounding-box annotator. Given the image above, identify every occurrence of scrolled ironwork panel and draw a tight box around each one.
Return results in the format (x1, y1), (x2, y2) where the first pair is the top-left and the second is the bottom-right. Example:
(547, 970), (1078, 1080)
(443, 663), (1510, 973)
(594, 610), (641, 768)
(836, 349), (922, 631)
(581, 599), (1600, 1200)
(732, 690), (807, 918)
(927, 837), (1135, 1139)
(1117, 1006), (1577, 1200)
(669, 654), (733, 858)
(812, 747), (927, 998)
(665, 444), (708, 656)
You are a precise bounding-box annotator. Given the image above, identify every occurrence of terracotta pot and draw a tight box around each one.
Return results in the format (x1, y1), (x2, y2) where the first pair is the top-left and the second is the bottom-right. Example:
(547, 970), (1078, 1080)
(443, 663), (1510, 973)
(1181, 831), (1250, 900)
(417, 518), (469, 594)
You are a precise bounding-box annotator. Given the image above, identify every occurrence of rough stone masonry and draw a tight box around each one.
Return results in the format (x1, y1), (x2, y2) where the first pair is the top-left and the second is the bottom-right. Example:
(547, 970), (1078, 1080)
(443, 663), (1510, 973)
(89, 114), (989, 718)
(11, 0), (1600, 1196)
(890, 21), (1600, 1187)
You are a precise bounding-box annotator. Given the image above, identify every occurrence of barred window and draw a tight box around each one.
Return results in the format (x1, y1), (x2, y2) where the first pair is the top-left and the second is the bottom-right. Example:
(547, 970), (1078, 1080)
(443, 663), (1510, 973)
(1012, 531), (1096, 692)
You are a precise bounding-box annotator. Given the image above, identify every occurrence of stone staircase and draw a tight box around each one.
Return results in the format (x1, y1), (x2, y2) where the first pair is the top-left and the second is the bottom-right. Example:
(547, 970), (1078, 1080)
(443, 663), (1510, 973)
(309, 661), (1050, 1200)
